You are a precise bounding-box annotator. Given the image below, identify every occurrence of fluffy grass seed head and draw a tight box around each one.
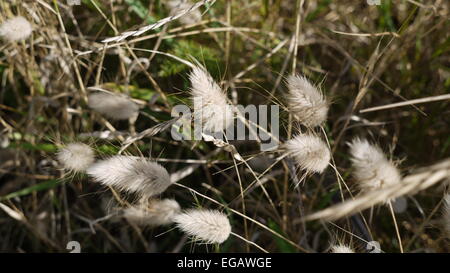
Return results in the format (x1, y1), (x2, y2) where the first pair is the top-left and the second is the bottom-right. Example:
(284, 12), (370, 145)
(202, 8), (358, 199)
(286, 75), (329, 127)
(284, 133), (331, 174)
(173, 209), (231, 244)
(190, 66), (234, 133)
(331, 244), (354, 253)
(57, 143), (95, 172)
(166, 0), (202, 25)
(123, 199), (181, 227)
(0, 16), (33, 42)
(349, 138), (401, 193)
(86, 156), (171, 199)
(88, 92), (139, 120)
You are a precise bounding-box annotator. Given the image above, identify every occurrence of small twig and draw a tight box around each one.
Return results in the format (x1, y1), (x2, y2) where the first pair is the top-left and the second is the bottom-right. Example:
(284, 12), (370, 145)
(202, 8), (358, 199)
(360, 94), (450, 113)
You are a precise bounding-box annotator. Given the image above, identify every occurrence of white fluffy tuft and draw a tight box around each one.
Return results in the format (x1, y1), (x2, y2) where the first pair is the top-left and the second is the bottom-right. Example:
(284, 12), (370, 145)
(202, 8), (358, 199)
(285, 134), (331, 174)
(286, 75), (328, 127)
(173, 209), (231, 244)
(57, 143), (95, 172)
(349, 138), (401, 193)
(166, 0), (202, 25)
(86, 156), (171, 199)
(190, 66), (234, 133)
(88, 92), (139, 120)
(331, 244), (354, 253)
(0, 16), (33, 42)
(123, 199), (181, 227)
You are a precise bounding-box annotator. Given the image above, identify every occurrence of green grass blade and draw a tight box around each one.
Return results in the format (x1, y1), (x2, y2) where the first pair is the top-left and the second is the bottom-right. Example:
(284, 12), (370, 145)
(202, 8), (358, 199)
(0, 180), (61, 201)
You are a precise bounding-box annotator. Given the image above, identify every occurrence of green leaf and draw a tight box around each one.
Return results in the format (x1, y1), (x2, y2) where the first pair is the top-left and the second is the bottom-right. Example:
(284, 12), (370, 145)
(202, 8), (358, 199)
(97, 144), (120, 155)
(378, 0), (395, 31)
(0, 180), (61, 201)
(268, 219), (297, 253)
(317, 186), (339, 209)
(82, 0), (104, 10)
(306, 0), (331, 22)
(159, 40), (220, 77)
(9, 142), (58, 153)
(432, 36), (450, 59)
(125, 0), (156, 24)
(102, 82), (186, 106)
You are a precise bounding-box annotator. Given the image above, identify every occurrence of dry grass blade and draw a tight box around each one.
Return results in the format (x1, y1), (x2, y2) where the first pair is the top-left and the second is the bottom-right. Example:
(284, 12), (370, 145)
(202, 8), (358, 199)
(304, 158), (450, 222)
(101, 0), (215, 43)
(0, 203), (25, 222)
(119, 117), (181, 153)
(359, 94), (450, 113)
(330, 29), (400, 37)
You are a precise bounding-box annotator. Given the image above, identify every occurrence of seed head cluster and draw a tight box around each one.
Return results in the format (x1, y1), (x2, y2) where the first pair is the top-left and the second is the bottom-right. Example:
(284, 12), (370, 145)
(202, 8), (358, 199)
(88, 92), (139, 120)
(123, 199), (181, 227)
(57, 143), (95, 172)
(190, 66), (234, 133)
(0, 16), (33, 42)
(348, 138), (401, 193)
(284, 133), (331, 174)
(286, 75), (329, 127)
(173, 209), (231, 244)
(86, 156), (172, 199)
(331, 244), (354, 253)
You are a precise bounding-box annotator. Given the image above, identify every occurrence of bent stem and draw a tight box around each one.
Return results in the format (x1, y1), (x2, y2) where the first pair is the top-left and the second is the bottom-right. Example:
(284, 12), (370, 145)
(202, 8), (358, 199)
(231, 232), (268, 253)
(388, 200), (404, 253)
